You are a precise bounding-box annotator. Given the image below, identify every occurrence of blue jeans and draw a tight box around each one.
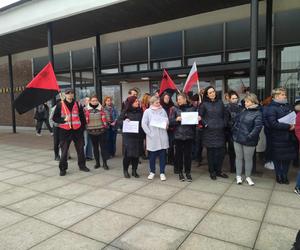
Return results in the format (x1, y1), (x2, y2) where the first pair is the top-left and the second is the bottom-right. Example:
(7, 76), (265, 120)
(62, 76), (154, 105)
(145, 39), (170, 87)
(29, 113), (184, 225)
(296, 171), (300, 188)
(84, 130), (93, 159)
(149, 149), (166, 174)
(107, 127), (117, 157)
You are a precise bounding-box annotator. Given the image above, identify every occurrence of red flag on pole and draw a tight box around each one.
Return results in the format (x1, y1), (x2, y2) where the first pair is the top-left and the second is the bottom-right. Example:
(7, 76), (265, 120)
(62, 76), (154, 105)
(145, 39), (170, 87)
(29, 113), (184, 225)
(183, 62), (199, 93)
(159, 69), (178, 96)
(14, 62), (60, 114)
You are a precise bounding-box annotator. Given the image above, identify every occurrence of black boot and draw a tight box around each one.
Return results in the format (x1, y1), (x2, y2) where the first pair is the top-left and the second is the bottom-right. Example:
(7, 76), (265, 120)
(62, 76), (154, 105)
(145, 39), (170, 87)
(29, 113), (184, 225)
(282, 175), (290, 185)
(276, 175), (282, 184)
(123, 170), (130, 178)
(132, 168), (140, 178)
(94, 160), (101, 169)
(103, 160), (109, 170)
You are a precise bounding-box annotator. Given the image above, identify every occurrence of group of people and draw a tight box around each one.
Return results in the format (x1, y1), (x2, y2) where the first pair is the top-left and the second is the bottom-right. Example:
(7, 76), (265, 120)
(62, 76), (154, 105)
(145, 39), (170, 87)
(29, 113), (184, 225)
(36, 86), (300, 195)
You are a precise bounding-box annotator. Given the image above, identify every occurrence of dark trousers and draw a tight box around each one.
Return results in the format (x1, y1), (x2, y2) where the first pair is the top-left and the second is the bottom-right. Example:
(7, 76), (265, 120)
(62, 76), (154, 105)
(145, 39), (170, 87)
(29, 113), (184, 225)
(90, 132), (108, 164)
(167, 131), (175, 164)
(174, 139), (193, 174)
(59, 129), (85, 171)
(192, 129), (203, 162)
(207, 147), (225, 175)
(273, 160), (291, 178)
(149, 149), (166, 174)
(53, 126), (60, 157)
(36, 119), (52, 134)
(123, 150), (139, 172)
(107, 127), (117, 157)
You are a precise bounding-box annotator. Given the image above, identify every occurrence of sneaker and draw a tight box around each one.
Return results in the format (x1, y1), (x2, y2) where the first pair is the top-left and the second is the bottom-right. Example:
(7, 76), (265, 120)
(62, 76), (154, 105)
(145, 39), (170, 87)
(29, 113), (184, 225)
(50, 132), (54, 136)
(160, 173), (166, 181)
(294, 187), (300, 196)
(36, 133), (41, 136)
(179, 173), (185, 181)
(236, 176), (243, 185)
(148, 172), (155, 180)
(186, 173), (192, 182)
(245, 177), (255, 186)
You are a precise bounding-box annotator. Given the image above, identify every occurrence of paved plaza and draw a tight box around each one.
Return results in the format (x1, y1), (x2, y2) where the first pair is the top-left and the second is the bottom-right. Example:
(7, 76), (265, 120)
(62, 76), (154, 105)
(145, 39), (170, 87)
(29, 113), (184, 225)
(0, 127), (299, 250)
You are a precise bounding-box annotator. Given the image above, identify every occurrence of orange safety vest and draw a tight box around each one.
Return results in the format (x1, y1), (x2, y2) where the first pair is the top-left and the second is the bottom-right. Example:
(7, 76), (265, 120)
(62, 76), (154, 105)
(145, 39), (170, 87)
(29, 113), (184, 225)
(59, 101), (81, 130)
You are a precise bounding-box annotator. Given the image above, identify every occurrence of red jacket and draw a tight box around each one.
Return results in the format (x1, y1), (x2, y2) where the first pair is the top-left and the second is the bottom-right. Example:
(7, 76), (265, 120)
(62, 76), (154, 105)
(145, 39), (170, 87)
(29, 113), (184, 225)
(295, 112), (300, 142)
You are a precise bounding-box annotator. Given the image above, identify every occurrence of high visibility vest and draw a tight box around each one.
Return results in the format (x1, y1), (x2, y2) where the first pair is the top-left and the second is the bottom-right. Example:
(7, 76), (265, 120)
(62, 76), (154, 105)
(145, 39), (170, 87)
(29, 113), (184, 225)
(59, 101), (81, 130)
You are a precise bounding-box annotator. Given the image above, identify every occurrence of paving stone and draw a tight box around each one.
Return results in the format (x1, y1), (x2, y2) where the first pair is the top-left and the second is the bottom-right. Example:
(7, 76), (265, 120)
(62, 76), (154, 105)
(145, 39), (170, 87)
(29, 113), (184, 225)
(78, 173), (120, 186)
(212, 196), (267, 221)
(36, 167), (59, 177)
(3, 161), (33, 169)
(25, 177), (70, 192)
(225, 185), (272, 202)
(0, 208), (26, 230)
(113, 220), (188, 250)
(194, 212), (260, 248)
(0, 169), (26, 181)
(151, 175), (192, 188)
(264, 205), (300, 230)
(135, 183), (180, 200)
(108, 194), (162, 218)
(3, 173), (46, 185)
(250, 177), (275, 190)
(8, 193), (66, 216)
(170, 189), (219, 210)
(0, 182), (14, 193)
(270, 190), (300, 209)
(70, 209), (139, 243)
(179, 233), (251, 250)
(31, 230), (106, 250)
(0, 218), (61, 250)
(36, 201), (99, 228)
(187, 179), (231, 194)
(75, 188), (127, 208)
(47, 182), (94, 199)
(20, 164), (53, 173)
(0, 186), (39, 206)
(146, 202), (207, 231)
(255, 223), (298, 250)
(105, 178), (147, 193)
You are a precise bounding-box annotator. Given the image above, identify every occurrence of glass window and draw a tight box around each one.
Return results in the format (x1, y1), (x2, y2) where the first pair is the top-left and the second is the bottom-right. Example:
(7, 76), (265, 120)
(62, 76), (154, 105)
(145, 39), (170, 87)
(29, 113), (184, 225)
(102, 85), (122, 111)
(281, 45), (300, 70)
(188, 55), (221, 66)
(101, 68), (119, 74)
(123, 64), (138, 72)
(160, 60), (182, 69)
(279, 72), (300, 103)
(56, 72), (71, 87)
(228, 50), (265, 62)
(139, 63), (148, 71)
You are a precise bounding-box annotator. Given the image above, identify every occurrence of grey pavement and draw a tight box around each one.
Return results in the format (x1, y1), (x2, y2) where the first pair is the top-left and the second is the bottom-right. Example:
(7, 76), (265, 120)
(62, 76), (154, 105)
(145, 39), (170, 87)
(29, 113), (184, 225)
(0, 127), (299, 250)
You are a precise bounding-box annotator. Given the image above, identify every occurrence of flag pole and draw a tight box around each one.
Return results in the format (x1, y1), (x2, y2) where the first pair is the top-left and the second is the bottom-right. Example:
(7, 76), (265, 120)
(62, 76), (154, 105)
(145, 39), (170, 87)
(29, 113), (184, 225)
(59, 92), (72, 129)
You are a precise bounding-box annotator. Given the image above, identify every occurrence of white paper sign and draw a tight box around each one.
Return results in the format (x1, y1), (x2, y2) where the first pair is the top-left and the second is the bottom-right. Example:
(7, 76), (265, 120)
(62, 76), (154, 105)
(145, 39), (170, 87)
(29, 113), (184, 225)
(150, 116), (168, 129)
(122, 120), (139, 133)
(181, 112), (199, 125)
(278, 111), (296, 125)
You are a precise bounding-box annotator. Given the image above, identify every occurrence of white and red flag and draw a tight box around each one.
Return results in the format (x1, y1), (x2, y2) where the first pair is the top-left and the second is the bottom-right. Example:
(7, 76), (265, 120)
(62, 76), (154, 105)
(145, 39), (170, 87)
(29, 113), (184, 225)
(183, 62), (199, 93)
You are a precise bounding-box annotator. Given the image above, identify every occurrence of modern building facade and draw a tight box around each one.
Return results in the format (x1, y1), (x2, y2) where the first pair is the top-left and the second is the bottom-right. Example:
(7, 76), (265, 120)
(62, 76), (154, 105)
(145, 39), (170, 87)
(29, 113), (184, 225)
(0, 0), (299, 127)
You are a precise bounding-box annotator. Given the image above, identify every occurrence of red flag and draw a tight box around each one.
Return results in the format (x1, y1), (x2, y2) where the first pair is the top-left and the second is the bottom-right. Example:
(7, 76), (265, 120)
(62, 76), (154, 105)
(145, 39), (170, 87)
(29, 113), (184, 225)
(14, 62), (60, 114)
(159, 69), (177, 96)
(183, 62), (199, 93)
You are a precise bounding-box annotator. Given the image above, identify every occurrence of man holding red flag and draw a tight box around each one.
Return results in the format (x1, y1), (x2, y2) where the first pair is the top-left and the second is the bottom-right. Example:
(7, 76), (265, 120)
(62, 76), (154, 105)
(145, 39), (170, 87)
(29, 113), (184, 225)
(53, 88), (90, 176)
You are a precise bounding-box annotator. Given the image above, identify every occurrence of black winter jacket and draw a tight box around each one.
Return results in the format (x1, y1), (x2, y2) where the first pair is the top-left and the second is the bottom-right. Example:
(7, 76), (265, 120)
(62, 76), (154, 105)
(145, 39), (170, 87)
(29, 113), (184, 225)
(232, 106), (263, 146)
(199, 98), (228, 148)
(169, 104), (197, 141)
(263, 100), (297, 161)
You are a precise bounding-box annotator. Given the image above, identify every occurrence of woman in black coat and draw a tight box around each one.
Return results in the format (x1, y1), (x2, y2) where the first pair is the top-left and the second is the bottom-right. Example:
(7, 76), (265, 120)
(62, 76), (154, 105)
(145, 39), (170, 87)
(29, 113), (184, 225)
(117, 96), (143, 178)
(199, 86), (229, 180)
(169, 93), (199, 182)
(263, 87), (297, 184)
(232, 93), (263, 186)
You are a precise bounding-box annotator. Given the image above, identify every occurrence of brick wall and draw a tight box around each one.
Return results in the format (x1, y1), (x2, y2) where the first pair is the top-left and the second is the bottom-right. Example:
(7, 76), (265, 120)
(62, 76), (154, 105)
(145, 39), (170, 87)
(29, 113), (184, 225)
(0, 60), (35, 127)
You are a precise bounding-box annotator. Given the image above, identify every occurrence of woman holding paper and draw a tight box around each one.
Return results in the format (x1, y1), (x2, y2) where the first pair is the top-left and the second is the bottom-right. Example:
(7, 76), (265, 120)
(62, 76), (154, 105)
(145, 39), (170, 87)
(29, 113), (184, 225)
(169, 93), (198, 182)
(142, 96), (169, 181)
(117, 96), (143, 178)
(199, 86), (229, 180)
(263, 87), (297, 184)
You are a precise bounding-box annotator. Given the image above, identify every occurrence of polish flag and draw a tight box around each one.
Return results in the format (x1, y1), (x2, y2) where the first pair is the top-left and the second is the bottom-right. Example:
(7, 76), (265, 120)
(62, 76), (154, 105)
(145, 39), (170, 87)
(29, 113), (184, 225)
(183, 62), (199, 93)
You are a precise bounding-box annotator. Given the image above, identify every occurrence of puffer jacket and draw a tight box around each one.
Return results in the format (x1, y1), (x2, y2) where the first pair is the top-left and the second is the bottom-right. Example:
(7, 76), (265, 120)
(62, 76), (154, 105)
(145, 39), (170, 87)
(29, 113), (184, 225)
(232, 105), (263, 146)
(263, 100), (297, 161)
(199, 98), (228, 148)
(169, 104), (197, 141)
